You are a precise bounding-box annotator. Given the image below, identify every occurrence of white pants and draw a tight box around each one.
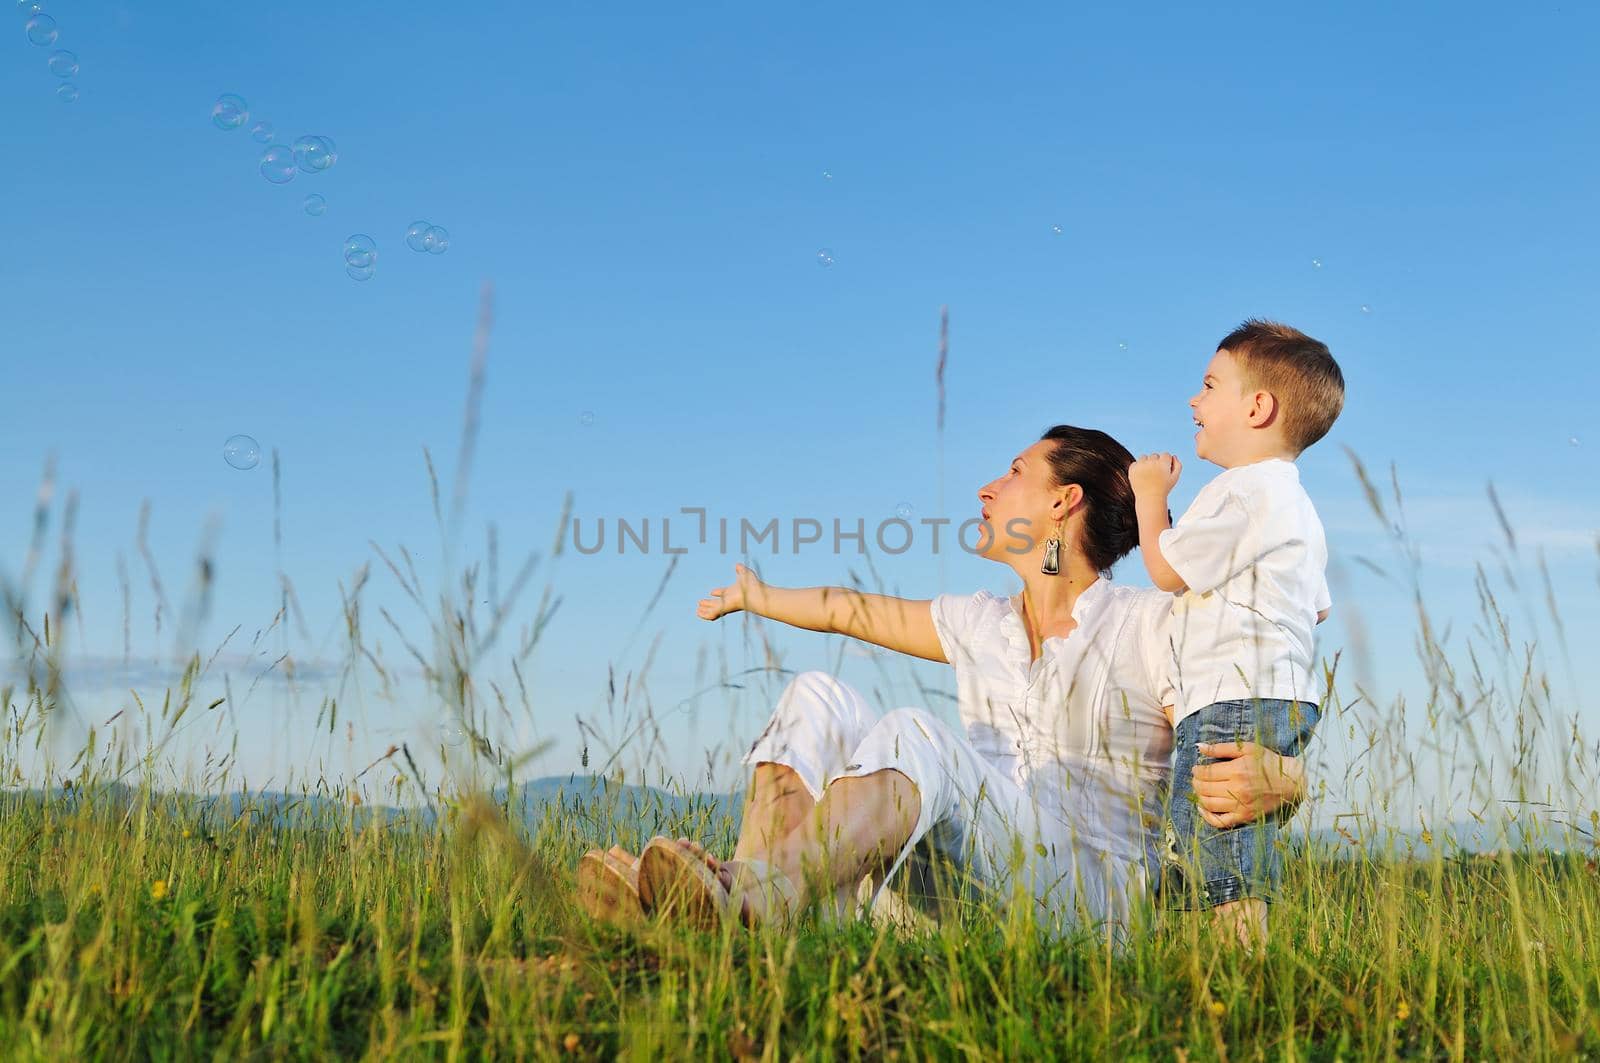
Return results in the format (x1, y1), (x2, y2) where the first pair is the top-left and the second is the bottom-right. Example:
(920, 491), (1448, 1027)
(741, 670), (1068, 921)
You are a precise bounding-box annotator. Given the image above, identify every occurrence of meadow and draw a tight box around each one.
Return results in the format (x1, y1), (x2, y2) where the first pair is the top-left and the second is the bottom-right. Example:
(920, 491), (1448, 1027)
(2, 318), (1597, 1059)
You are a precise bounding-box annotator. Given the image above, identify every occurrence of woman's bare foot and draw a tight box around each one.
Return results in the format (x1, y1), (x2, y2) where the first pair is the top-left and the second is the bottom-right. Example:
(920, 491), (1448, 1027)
(671, 838), (794, 925)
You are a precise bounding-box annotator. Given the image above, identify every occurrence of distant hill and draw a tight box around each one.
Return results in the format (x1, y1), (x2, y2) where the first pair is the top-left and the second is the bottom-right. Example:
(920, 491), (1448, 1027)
(0, 775), (745, 838)
(2, 780), (1586, 856)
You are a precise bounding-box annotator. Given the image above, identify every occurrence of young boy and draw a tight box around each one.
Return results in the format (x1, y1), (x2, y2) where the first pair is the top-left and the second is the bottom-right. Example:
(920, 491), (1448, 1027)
(1128, 319), (1344, 946)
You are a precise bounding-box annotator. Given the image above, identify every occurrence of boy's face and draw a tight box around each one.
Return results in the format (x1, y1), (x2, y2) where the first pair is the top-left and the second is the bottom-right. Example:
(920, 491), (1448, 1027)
(1189, 349), (1254, 465)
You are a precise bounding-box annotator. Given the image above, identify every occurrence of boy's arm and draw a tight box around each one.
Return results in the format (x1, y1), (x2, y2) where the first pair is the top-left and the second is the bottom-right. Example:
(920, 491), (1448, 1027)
(1129, 454), (1188, 592)
(1148, 485), (1258, 597)
(1135, 496), (1188, 592)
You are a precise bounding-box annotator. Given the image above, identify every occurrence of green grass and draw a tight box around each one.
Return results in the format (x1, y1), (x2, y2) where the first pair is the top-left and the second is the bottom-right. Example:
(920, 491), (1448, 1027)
(3, 294), (1598, 1058)
(0, 781), (1597, 1058)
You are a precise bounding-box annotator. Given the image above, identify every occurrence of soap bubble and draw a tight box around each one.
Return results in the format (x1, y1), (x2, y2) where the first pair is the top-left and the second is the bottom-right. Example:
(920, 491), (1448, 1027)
(258, 145), (295, 184)
(405, 221), (430, 252)
(1118, 341), (1128, 351)
(1311, 258), (1323, 269)
(47, 49), (77, 77)
(1360, 304), (1372, 314)
(24, 13), (56, 46)
(1051, 224), (1063, 235)
(895, 502), (913, 519)
(817, 248), (834, 268)
(345, 264), (375, 282)
(292, 134), (336, 174)
(343, 234), (377, 269)
(55, 82), (76, 103)
(1570, 436), (1581, 447)
(302, 193), (326, 216)
(439, 720), (468, 748)
(211, 93), (248, 130)
(822, 170), (833, 180)
(250, 121), (273, 144)
(223, 435), (260, 471)
(423, 225), (449, 254)
(579, 411), (595, 427)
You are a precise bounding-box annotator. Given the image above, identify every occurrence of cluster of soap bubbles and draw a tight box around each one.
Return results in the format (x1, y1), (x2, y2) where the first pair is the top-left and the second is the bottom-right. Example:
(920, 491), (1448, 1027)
(223, 434), (260, 471)
(404, 220), (450, 256)
(21, 3), (80, 102)
(211, 94), (339, 195)
(895, 502), (914, 519)
(208, 91), (461, 282)
(343, 234), (377, 282)
(817, 248), (835, 268)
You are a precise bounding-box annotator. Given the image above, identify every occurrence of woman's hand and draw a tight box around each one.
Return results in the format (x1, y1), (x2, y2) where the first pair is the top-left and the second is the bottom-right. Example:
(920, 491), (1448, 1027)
(697, 563), (765, 621)
(1191, 742), (1306, 828)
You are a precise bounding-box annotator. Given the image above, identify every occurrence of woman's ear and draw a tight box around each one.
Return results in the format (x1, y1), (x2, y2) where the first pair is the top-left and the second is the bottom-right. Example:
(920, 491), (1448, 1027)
(1055, 483), (1084, 518)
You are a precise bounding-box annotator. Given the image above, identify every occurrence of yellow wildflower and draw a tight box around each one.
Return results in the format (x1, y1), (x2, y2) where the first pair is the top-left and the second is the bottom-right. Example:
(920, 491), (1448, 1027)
(1207, 1000), (1226, 1018)
(182, 829), (192, 839)
(1396, 999), (1411, 1021)
(563, 1033), (581, 1053)
(150, 879), (169, 900)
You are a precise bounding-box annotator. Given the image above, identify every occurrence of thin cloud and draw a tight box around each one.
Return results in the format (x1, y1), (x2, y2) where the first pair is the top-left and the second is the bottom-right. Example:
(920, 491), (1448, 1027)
(1323, 489), (1599, 569)
(1, 652), (353, 693)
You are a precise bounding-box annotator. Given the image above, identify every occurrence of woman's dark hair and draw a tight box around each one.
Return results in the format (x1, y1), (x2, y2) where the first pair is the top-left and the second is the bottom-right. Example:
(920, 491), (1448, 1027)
(1038, 425), (1139, 574)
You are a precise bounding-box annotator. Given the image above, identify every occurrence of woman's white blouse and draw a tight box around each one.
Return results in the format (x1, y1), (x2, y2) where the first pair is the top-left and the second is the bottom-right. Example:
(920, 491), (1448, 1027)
(929, 580), (1175, 865)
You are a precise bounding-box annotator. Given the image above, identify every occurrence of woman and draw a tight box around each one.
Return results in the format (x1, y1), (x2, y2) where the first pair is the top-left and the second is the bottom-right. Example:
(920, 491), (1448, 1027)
(578, 424), (1306, 935)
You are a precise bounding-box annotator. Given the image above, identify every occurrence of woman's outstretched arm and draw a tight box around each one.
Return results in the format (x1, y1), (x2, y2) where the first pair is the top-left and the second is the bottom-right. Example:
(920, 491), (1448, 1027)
(697, 563), (947, 664)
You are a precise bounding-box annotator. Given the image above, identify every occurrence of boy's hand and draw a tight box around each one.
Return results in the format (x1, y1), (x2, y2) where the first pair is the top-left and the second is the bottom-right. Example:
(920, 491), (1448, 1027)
(1128, 452), (1182, 499)
(697, 562), (764, 621)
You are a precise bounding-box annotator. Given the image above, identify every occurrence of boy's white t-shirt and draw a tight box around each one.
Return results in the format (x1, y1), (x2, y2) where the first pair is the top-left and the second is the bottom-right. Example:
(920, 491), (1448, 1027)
(1156, 458), (1330, 723)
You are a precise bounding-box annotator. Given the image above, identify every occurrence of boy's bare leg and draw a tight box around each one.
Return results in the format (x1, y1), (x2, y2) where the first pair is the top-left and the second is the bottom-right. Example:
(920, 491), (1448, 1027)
(1209, 898), (1267, 950)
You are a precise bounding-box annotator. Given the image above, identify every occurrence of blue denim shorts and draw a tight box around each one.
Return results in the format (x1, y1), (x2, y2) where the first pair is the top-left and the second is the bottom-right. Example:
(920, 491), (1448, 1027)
(1160, 697), (1320, 910)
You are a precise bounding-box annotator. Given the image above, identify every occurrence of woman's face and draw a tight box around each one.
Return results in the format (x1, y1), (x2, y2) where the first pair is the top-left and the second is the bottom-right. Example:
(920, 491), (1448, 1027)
(975, 439), (1067, 562)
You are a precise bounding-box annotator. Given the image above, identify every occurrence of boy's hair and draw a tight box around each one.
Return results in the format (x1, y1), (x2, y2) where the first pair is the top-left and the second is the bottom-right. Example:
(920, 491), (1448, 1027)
(1217, 319), (1344, 453)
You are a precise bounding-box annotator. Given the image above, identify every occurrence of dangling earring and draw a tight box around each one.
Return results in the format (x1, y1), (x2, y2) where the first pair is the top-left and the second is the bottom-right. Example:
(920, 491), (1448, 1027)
(1040, 521), (1062, 576)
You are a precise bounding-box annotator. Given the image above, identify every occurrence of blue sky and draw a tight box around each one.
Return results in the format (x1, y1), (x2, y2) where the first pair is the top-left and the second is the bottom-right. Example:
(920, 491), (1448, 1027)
(4, 2), (1598, 826)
